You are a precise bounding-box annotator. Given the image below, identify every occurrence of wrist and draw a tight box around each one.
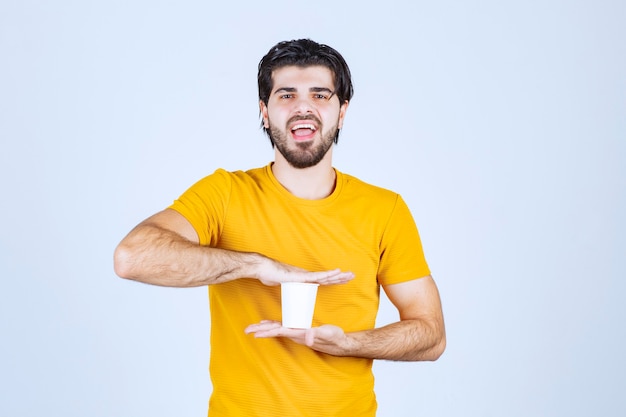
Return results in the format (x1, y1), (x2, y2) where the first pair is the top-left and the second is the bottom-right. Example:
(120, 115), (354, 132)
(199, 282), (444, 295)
(246, 252), (270, 280)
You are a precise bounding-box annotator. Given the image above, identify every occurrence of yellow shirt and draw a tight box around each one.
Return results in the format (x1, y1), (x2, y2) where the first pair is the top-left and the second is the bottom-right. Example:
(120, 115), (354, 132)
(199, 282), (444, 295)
(170, 164), (430, 417)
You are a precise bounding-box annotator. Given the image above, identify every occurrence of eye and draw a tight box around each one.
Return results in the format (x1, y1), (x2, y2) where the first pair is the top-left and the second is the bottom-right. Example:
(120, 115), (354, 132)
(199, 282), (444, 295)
(313, 94), (328, 100)
(279, 94), (294, 99)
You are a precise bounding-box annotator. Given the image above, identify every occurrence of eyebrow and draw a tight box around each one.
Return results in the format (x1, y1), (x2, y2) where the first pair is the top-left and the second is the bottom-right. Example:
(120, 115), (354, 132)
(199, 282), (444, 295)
(274, 87), (297, 94)
(273, 87), (335, 96)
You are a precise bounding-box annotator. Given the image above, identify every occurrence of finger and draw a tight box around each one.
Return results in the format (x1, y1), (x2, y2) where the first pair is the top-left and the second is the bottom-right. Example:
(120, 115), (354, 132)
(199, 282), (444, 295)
(318, 272), (355, 285)
(255, 326), (304, 339)
(251, 328), (283, 338)
(307, 270), (355, 285)
(244, 321), (281, 334)
(304, 328), (316, 347)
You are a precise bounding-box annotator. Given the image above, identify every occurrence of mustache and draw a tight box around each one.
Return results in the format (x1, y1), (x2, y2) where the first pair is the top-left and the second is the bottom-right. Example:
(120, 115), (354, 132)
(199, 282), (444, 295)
(287, 115), (322, 126)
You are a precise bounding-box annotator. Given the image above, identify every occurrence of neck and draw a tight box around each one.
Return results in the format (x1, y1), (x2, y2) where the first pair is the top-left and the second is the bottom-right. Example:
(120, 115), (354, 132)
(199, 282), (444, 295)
(271, 150), (336, 200)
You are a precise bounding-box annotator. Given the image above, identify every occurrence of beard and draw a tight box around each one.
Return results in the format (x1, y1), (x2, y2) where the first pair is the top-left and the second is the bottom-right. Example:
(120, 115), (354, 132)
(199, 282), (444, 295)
(268, 115), (339, 169)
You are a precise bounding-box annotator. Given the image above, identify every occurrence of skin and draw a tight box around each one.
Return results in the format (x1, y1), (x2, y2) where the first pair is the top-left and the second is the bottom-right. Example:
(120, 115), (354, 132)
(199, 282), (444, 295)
(114, 64), (446, 362)
(113, 208), (354, 287)
(260, 65), (348, 199)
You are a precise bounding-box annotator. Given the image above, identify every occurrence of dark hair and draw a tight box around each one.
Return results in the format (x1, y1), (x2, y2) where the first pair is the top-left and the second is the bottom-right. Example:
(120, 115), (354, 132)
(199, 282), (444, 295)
(258, 39), (354, 141)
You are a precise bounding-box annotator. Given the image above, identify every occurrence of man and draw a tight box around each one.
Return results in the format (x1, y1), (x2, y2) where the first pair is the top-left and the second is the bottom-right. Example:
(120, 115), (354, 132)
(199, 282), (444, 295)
(114, 39), (445, 416)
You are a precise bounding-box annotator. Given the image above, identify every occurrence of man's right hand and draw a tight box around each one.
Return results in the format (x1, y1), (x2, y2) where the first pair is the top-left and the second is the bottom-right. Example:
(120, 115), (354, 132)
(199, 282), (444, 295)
(254, 259), (355, 287)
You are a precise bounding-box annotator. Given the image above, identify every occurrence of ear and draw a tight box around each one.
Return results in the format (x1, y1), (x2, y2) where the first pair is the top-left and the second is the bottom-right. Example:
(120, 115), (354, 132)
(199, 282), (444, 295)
(337, 100), (349, 129)
(259, 100), (269, 128)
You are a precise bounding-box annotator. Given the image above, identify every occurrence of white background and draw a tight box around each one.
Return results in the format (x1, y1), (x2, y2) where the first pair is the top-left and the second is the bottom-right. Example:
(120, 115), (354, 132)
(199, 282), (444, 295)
(1, 1), (624, 416)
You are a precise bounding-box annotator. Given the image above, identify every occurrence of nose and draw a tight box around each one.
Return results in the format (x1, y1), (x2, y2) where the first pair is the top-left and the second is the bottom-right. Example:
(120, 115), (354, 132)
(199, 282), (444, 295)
(293, 96), (314, 114)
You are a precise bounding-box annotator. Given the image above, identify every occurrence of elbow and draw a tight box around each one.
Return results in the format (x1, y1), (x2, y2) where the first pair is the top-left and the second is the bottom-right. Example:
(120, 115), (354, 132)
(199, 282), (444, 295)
(415, 323), (446, 362)
(425, 315), (447, 361)
(425, 321), (447, 361)
(413, 335), (445, 362)
(113, 243), (135, 280)
(428, 334), (446, 361)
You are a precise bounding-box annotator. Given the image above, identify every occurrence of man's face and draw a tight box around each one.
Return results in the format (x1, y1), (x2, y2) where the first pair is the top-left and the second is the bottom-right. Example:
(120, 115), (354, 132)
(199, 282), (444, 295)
(260, 65), (349, 169)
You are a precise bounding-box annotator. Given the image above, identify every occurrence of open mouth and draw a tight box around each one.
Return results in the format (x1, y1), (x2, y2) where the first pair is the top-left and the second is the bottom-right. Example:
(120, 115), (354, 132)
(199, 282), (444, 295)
(290, 123), (318, 140)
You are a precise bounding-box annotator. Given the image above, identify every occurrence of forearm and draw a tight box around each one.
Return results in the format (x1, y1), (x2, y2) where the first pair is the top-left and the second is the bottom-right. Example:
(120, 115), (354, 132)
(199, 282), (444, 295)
(248, 316), (446, 360)
(113, 223), (263, 287)
(343, 318), (446, 362)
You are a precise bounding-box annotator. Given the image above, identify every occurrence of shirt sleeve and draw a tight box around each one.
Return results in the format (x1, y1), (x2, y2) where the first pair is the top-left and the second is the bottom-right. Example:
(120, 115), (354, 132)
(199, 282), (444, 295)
(168, 169), (232, 246)
(377, 195), (431, 286)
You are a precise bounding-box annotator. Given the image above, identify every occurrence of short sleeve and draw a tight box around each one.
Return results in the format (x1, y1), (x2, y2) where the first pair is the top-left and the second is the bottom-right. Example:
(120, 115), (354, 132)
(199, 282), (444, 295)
(168, 169), (232, 246)
(377, 195), (430, 286)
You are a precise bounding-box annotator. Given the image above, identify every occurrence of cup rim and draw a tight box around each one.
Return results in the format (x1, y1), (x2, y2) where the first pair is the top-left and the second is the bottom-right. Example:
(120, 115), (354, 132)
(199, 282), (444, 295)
(280, 282), (320, 287)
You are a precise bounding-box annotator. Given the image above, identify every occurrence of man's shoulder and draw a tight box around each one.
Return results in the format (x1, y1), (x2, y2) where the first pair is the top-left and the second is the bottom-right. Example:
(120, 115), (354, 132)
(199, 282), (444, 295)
(201, 165), (268, 183)
(340, 171), (399, 200)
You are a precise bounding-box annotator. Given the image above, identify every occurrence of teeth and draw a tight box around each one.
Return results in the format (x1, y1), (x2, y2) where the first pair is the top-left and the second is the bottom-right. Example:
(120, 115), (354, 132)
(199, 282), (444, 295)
(291, 123), (316, 131)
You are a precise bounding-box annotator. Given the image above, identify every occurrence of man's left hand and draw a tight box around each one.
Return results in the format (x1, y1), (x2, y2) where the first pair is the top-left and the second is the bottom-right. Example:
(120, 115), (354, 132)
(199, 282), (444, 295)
(244, 320), (352, 356)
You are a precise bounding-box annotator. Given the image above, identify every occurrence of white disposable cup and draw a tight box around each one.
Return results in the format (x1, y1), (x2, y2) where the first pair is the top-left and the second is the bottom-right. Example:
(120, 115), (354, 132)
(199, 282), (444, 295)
(281, 282), (319, 329)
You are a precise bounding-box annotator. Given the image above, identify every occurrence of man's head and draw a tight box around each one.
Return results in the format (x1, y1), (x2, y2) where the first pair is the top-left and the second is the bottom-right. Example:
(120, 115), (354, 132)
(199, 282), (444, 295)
(258, 39), (354, 145)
